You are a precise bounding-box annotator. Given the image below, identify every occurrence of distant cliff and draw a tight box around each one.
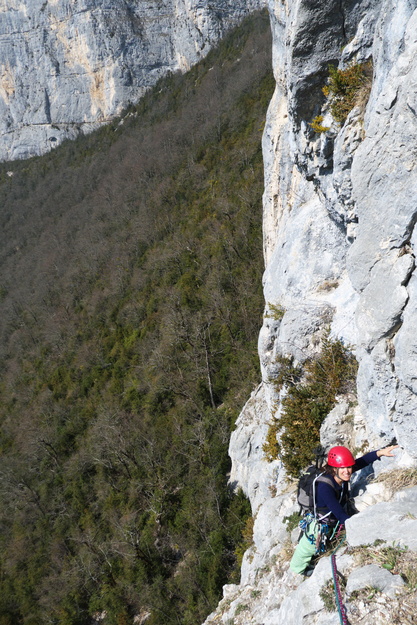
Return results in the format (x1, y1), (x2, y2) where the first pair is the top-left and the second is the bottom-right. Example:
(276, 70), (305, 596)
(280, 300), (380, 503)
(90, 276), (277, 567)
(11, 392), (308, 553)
(204, 0), (417, 623)
(0, 0), (263, 161)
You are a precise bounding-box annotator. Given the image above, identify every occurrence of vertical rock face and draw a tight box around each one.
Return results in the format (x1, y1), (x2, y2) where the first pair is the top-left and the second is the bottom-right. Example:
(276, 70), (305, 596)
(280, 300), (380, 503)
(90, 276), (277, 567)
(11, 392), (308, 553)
(206, 1), (417, 623)
(0, 0), (264, 161)
(259, 0), (417, 472)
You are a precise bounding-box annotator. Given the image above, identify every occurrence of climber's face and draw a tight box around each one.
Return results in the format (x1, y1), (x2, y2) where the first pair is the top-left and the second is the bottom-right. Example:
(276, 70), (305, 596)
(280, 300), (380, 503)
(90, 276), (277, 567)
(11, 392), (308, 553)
(335, 466), (353, 484)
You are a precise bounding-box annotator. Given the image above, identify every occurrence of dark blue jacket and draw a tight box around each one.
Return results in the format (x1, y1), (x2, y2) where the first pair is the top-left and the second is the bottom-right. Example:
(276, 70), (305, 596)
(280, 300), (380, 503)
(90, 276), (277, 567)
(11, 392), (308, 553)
(315, 451), (379, 524)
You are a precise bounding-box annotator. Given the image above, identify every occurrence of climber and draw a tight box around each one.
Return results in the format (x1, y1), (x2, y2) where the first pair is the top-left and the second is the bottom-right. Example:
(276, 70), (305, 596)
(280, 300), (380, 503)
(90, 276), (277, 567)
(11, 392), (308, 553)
(289, 444), (399, 576)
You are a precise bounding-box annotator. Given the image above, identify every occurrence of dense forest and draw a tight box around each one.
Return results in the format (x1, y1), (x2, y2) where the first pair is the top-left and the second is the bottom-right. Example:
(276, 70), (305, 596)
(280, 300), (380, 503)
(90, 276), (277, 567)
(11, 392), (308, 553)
(0, 11), (273, 625)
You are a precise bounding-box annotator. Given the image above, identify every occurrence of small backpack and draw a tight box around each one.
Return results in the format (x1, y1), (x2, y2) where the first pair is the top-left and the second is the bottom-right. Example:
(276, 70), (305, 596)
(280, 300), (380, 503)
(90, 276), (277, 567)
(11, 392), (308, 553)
(297, 465), (336, 515)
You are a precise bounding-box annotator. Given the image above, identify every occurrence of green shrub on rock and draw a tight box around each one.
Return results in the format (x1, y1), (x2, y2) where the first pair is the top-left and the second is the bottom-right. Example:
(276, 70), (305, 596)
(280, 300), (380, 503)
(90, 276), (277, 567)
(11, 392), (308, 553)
(264, 334), (358, 477)
(309, 115), (330, 134)
(322, 61), (373, 124)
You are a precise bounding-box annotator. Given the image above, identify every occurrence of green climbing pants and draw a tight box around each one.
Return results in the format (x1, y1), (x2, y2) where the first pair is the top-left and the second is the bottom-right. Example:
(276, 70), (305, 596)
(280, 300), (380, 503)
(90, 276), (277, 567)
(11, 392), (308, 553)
(289, 520), (320, 574)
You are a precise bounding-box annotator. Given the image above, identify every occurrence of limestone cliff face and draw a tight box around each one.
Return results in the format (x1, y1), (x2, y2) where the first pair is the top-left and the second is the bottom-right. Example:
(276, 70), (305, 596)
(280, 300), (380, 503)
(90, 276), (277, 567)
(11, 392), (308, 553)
(261, 0), (417, 458)
(0, 0), (263, 162)
(204, 1), (417, 623)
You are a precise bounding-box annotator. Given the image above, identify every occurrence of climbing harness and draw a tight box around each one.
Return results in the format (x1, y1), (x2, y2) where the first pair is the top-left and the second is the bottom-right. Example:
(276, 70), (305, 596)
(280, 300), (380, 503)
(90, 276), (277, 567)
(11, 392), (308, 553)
(299, 511), (342, 555)
(299, 512), (331, 554)
(330, 527), (349, 625)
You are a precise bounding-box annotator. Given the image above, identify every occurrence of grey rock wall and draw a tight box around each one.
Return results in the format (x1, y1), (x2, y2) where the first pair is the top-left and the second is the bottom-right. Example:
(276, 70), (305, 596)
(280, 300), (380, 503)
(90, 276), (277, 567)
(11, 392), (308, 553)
(203, 0), (417, 623)
(0, 0), (264, 162)
(261, 0), (417, 462)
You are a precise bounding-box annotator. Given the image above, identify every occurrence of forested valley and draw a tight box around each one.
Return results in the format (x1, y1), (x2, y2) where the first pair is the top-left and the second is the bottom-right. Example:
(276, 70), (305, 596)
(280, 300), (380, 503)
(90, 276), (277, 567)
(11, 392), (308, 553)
(0, 11), (273, 625)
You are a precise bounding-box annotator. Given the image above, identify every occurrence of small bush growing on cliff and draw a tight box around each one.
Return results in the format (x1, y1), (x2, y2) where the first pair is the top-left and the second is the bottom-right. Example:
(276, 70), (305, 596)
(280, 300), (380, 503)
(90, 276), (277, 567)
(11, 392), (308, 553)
(273, 355), (303, 392)
(234, 514), (255, 572)
(265, 302), (286, 321)
(263, 356), (302, 462)
(264, 334), (358, 477)
(309, 115), (330, 134)
(263, 415), (280, 462)
(323, 61), (373, 124)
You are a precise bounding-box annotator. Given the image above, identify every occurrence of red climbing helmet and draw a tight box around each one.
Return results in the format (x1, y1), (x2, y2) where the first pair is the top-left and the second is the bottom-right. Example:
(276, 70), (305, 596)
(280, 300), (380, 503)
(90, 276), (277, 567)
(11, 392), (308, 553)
(327, 445), (355, 467)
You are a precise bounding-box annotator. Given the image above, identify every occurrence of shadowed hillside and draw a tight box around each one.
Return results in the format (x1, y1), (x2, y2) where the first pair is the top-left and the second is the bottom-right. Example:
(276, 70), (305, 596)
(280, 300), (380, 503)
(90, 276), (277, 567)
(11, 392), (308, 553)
(0, 11), (273, 625)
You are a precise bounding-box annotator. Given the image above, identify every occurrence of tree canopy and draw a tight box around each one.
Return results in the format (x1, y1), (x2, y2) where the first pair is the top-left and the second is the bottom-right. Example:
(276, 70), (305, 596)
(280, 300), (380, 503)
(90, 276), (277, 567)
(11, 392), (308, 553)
(0, 11), (273, 625)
